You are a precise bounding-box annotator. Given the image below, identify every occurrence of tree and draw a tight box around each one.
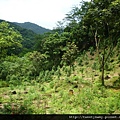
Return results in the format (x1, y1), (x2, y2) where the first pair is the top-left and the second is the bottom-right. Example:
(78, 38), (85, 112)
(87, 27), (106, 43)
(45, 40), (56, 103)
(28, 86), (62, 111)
(64, 1), (93, 51)
(83, 0), (120, 86)
(34, 32), (70, 70)
(61, 42), (78, 67)
(28, 51), (48, 76)
(53, 21), (65, 34)
(0, 22), (23, 59)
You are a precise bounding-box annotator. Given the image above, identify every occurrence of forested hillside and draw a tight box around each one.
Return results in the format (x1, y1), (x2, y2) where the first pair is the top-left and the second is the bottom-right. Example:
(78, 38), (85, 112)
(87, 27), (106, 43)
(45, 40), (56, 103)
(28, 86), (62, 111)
(14, 22), (51, 34)
(0, 19), (37, 54)
(0, 19), (52, 54)
(0, 0), (120, 115)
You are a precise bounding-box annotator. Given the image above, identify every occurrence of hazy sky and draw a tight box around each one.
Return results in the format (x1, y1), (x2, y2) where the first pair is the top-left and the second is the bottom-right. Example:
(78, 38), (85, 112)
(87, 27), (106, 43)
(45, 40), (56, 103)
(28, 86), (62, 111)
(0, 0), (90, 29)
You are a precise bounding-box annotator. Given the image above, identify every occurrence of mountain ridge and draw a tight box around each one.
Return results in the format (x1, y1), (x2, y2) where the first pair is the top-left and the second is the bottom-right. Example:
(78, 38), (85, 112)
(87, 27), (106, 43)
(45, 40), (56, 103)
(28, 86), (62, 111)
(0, 19), (51, 34)
(14, 22), (51, 34)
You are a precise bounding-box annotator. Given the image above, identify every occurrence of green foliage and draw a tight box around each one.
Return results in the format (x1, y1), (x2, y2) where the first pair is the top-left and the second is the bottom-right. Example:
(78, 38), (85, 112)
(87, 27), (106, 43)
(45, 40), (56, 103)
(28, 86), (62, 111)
(0, 22), (23, 58)
(113, 76), (120, 88)
(0, 55), (35, 82)
(81, 0), (120, 85)
(104, 62), (113, 71)
(89, 47), (94, 55)
(76, 56), (83, 66)
(0, 81), (9, 87)
(34, 32), (78, 70)
(0, 102), (33, 114)
(28, 51), (48, 75)
(0, 0), (120, 115)
(0, 20), (38, 55)
(61, 42), (78, 66)
(92, 62), (99, 70)
(118, 54), (120, 62)
(20, 29), (36, 52)
(117, 38), (120, 51)
(36, 70), (53, 83)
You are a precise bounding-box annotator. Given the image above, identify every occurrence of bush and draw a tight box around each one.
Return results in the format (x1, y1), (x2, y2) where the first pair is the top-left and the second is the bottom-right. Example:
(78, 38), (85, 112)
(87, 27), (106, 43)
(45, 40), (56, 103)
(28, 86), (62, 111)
(113, 77), (120, 88)
(28, 51), (49, 75)
(89, 47), (94, 56)
(104, 63), (113, 71)
(37, 70), (52, 82)
(76, 57), (83, 66)
(0, 55), (35, 82)
(0, 81), (9, 87)
(92, 62), (98, 70)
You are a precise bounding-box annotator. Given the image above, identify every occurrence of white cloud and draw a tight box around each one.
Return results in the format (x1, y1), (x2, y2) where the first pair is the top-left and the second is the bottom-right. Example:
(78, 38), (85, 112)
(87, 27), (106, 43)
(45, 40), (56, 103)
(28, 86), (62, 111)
(0, 0), (90, 29)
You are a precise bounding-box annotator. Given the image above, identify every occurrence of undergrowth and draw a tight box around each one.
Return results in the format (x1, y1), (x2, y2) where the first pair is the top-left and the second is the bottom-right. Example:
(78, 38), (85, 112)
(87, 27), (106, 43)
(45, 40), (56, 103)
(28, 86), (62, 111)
(0, 50), (120, 114)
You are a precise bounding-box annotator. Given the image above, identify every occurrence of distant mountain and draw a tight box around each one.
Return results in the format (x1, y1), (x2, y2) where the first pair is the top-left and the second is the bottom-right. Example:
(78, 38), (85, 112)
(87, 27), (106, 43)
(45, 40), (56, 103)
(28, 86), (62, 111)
(0, 19), (37, 51)
(0, 19), (51, 53)
(14, 22), (51, 34)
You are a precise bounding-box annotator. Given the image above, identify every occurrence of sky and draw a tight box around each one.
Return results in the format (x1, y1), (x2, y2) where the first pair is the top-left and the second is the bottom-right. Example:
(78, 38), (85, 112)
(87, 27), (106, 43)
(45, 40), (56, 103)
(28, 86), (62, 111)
(0, 0), (90, 29)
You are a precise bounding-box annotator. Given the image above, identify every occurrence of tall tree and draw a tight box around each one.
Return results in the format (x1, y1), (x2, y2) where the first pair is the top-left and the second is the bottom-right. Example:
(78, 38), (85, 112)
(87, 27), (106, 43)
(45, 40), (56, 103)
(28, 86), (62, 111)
(65, 1), (92, 51)
(83, 0), (120, 86)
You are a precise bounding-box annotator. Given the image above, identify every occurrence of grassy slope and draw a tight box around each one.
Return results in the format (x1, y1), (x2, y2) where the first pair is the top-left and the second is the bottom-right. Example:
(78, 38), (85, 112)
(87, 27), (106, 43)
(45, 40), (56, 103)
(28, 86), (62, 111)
(0, 50), (120, 114)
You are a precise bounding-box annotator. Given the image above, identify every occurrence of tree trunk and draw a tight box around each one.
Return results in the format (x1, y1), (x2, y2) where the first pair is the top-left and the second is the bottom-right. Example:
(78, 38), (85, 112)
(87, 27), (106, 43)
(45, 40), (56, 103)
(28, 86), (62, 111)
(101, 48), (105, 86)
(101, 62), (105, 86)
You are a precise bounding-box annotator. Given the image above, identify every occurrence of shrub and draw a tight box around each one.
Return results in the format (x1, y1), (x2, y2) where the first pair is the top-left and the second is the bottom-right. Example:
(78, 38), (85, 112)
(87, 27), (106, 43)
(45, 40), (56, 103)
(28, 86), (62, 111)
(37, 70), (52, 82)
(76, 57), (83, 66)
(28, 51), (49, 75)
(89, 47), (94, 55)
(92, 62), (99, 70)
(0, 81), (9, 87)
(0, 55), (35, 82)
(104, 62), (113, 71)
(113, 77), (120, 88)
